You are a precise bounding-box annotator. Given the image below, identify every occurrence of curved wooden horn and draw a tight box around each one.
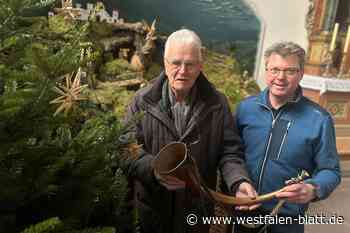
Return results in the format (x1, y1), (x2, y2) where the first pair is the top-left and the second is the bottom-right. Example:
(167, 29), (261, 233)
(207, 187), (285, 206)
(203, 170), (309, 206)
(153, 142), (309, 206)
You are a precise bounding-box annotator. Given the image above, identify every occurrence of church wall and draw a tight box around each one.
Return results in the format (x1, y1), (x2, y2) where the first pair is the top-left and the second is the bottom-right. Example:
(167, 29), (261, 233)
(244, 0), (309, 89)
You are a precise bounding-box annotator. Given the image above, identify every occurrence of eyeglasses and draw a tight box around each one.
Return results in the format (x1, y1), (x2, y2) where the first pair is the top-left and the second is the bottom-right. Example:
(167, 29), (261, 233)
(266, 67), (300, 77)
(165, 58), (199, 70)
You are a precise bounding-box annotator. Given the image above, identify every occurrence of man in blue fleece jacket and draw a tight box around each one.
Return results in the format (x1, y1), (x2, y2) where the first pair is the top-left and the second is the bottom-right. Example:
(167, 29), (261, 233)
(234, 41), (341, 233)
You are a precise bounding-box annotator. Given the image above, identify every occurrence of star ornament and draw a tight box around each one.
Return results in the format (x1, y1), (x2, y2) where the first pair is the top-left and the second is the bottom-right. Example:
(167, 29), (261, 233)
(50, 68), (88, 116)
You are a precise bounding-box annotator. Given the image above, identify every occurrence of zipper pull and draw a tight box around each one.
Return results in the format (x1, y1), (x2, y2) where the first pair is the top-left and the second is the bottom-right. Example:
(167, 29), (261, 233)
(286, 121), (292, 131)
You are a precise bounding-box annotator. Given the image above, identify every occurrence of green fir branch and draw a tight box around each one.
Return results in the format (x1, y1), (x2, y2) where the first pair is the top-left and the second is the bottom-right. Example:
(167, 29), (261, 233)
(21, 217), (63, 233)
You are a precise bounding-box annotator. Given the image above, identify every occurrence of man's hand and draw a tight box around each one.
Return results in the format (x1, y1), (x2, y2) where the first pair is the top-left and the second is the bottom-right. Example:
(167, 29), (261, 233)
(154, 171), (186, 190)
(275, 182), (316, 204)
(235, 182), (260, 210)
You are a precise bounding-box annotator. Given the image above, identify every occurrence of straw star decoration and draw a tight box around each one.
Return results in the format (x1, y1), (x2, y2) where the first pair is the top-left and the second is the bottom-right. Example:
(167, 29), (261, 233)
(50, 68), (88, 116)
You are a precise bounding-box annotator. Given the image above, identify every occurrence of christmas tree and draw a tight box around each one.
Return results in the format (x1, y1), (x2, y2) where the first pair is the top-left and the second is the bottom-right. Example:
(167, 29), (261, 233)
(0, 1), (138, 232)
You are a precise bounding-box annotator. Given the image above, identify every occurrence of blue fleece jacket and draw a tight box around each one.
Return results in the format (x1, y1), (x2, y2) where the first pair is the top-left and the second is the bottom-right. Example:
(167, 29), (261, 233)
(235, 88), (341, 216)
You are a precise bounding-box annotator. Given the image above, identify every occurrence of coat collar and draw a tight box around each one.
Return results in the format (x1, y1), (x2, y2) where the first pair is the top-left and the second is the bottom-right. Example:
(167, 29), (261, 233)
(257, 85), (303, 107)
(142, 71), (221, 140)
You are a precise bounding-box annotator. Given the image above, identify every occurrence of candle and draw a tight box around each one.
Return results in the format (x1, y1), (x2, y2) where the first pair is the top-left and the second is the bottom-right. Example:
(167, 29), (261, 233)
(344, 25), (350, 53)
(330, 23), (339, 51)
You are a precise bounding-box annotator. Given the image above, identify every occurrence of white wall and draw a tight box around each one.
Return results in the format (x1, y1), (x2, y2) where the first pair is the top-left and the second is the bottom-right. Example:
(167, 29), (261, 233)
(244, 0), (309, 89)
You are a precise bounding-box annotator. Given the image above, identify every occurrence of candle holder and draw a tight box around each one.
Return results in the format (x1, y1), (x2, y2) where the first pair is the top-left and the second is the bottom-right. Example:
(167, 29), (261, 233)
(322, 22), (340, 77)
(337, 53), (348, 78)
(339, 24), (350, 79)
(322, 50), (335, 77)
(337, 54), (350, 79)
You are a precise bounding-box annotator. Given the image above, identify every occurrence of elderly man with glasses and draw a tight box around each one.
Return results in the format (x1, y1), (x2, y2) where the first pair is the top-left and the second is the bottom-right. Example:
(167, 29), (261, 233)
(125, 29), (257, 233)
(234, 41), (341, 233)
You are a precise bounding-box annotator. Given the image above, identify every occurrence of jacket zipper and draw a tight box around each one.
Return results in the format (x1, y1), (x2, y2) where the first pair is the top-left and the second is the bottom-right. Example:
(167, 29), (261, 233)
(257, 103), (283, 193)
(276, 121), (291, 160)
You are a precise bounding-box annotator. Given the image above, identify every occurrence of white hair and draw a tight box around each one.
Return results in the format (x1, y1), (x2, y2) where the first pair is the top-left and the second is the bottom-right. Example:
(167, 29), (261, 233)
(164, 29), (202, 61)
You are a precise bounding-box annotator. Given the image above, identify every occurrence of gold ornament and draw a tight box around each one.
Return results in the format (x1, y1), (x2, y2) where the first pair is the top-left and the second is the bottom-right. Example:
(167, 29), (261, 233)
(50, 68), (87, 116)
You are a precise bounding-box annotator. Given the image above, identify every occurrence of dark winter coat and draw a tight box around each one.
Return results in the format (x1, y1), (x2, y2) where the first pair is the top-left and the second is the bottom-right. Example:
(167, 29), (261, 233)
(125, 72), (249, 233)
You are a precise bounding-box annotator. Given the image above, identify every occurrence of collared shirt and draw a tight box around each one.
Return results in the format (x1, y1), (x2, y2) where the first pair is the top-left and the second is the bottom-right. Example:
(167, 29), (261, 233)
(168, 84), (197, 136)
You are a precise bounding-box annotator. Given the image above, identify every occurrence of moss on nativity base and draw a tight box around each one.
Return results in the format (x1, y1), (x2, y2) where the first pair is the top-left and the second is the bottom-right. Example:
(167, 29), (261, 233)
(99, 59), (137, 81)
(203, 50), (260, 110)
